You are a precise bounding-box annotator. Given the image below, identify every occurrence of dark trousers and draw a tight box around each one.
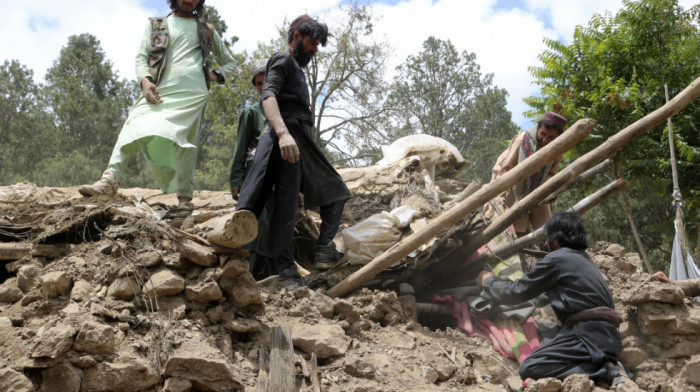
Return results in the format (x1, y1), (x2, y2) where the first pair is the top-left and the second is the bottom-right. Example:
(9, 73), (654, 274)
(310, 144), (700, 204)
(242, 132), (345, 271)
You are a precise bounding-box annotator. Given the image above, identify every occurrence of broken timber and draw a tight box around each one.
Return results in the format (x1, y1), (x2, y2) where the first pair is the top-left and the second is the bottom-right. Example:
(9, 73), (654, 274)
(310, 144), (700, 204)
(328, 74), (700, 298)
(446, 75), (700, 274)
(326, 118), (595, 298)
(434, 178), (627, 287)
(268, 325), (295, 392)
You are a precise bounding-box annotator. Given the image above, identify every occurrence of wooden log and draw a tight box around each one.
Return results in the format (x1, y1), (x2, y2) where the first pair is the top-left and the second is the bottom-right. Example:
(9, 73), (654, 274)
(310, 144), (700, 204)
(444, 179), (483, 209)
(309, 353), (320, 392)
(257, 349), (270, 392)
(197, 210), (258, 248)
(268, 325), (296, 392)
(326, 118), (595, 298)
(542, 159), (610, 205)
(453, 178), (628, 279)
(0, 243), (31, 260)
(454, 76), (700, 267)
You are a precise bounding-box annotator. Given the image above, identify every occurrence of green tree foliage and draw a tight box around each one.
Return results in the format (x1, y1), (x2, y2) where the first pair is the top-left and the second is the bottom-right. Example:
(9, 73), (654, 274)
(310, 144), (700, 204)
(385, 37), (519, 182)
(194, 5), (251, 191)
(0, 60), (54, 185)
(41, 33), (136, 187)
(526, 0), (700, 263)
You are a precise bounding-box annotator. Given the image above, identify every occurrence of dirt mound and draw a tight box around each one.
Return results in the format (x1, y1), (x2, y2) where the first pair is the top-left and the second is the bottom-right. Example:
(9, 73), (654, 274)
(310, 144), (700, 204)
(0, 183), (698, 391)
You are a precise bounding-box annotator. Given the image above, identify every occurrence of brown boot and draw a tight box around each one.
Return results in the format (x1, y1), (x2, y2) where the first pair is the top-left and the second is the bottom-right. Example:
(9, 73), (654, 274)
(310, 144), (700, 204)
(78, 169), (118, 197)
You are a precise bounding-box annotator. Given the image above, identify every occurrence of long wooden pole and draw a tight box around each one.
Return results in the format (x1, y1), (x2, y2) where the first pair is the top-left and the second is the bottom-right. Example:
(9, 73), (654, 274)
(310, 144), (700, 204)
(542, 159), (610, 205)
(466, 179), (627, 271)
(452, 76), (700, 269)
(325, 118), (595, 298)
(328, 75), (700, 298)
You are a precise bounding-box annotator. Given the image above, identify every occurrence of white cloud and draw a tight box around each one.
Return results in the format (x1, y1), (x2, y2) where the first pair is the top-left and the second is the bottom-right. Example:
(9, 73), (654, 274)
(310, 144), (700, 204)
(0, 0), (696, 129)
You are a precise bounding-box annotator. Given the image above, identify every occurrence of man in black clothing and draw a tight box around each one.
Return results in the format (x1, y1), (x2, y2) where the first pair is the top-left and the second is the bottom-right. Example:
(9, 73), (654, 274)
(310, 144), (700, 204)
(236, 15), (350, 291)
(477, 212), (624, 385)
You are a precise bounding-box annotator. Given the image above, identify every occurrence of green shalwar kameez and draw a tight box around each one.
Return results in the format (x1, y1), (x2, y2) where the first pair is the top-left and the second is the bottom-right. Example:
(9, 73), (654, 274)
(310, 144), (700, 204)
(107, 14), (234, 198)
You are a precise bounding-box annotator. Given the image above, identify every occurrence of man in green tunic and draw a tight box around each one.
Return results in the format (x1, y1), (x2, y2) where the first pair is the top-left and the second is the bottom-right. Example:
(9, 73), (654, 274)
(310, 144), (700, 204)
(229, 59), (275, 279)
(79, 0), (235, 208)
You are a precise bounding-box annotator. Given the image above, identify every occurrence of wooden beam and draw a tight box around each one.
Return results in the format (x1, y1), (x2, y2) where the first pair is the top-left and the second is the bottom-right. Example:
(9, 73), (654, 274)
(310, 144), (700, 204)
(268, 326), (295, 392)
(325, 118), (595, 298)
(455, 76), (700, 266)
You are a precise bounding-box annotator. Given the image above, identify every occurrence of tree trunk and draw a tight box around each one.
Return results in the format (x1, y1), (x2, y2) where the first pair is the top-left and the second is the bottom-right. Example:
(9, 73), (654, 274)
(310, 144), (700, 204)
(619, 190), (653, 273)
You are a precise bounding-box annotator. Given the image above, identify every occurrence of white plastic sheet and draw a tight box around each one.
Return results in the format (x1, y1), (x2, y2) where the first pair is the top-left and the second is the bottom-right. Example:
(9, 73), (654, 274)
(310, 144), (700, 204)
(376, 134), (467, 179)
(669, 219), (700, 303)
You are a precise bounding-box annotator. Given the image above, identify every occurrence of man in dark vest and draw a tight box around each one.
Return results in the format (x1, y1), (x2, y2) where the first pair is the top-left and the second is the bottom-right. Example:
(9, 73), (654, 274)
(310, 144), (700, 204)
(483, 112), (567, 236)
(236, 15), (350, 291)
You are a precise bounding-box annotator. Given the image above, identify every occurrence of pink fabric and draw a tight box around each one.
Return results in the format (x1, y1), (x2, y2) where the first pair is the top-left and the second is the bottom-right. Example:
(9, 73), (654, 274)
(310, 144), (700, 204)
(432, 294), (541, 364)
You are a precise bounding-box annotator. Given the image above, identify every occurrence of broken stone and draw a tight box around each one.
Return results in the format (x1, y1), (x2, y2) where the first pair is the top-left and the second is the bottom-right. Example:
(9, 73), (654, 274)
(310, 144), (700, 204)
(80, 356), (160, 392)
(290, 321), (350, 359)
(0, 317), (11, 329)
(163, 377), (192, 392)
(222, 317), (261, 334)
(0, 368), (34, 392)
(155, 296), (187, 320)
(345, 359), (376, 379)
(40, 271), (72, 298)
(185, 278), (223, 303)
(163, 254), (192, 270)
(73, 320), (116, 354)
(142, 269), (185, 298)
(624, 281), (685, 305)
(98, 243), (113, 255)
(20, 288), (43, 306)
(31, 323), (76, 359)
(220, 258), (249, 278)
(186, 266), (204, 280)
(70, 355), (98, 369)
(527, 377), (562, 392)
(164, 338), (243, 391)
(310, 292), (335, 318)
(39, 362), (83, 392)
(561, 374), (590, 392)
(219, 272), (263, 315)
(17, 263), (43, 293)
(604, 243), (626, 257)
(435, 361), (457, 381)
(70, 280), (92, 302)
(621, 346), (649, 370)
(0, 284), (23, 303)
(421, 365), (439, 383)
(335, 299), (361, 322)
(108, 276), (141, 300)
(137, 250), (162, 267)
(685, 355), (700, 385)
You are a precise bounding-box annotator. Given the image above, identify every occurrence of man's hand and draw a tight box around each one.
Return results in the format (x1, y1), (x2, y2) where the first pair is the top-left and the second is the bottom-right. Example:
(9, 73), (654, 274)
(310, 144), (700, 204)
(652, 271), (673, 284)
(477, 270), (495, 286)
(278, 131), (300, 163)
(230, 186), (240, 200)
(141, 78), (162, 104)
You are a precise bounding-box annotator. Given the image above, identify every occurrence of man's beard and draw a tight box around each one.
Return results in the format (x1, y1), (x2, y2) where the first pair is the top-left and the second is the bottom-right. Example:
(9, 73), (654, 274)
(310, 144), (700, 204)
(293, 40), (313, 67)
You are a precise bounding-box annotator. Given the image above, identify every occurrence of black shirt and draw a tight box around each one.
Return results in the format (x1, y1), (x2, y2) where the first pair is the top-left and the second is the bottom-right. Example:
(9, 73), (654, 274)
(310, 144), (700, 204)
(261, 51), (311, 119)
(482, 247), (615, 324)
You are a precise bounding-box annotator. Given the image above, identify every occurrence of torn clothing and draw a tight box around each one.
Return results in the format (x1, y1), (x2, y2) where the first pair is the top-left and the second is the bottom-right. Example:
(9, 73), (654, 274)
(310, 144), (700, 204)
(483, 128), (562, 232)
(482, 247), (621, 383)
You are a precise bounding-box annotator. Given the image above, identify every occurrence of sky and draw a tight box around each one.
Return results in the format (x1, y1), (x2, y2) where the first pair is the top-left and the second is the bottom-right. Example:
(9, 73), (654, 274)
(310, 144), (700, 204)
(1, 0), (695, 130)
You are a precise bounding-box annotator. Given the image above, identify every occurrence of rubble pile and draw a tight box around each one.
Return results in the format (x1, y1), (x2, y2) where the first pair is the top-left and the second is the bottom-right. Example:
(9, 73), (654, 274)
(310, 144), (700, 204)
(0, 147), (698, 391)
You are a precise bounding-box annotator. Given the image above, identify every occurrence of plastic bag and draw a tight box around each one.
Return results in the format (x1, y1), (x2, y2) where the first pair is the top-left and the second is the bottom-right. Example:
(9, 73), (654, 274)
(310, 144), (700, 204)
(341, 206), (418, 264)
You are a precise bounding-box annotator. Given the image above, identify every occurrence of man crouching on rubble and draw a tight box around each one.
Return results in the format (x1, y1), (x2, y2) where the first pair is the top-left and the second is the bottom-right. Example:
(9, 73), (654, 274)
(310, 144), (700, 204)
(477, 212), (625, 386)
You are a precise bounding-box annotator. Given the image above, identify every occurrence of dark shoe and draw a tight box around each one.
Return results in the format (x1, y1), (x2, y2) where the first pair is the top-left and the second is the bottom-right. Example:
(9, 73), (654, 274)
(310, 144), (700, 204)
(276, 267), (305, 291)
(314, 243), (340, 270)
